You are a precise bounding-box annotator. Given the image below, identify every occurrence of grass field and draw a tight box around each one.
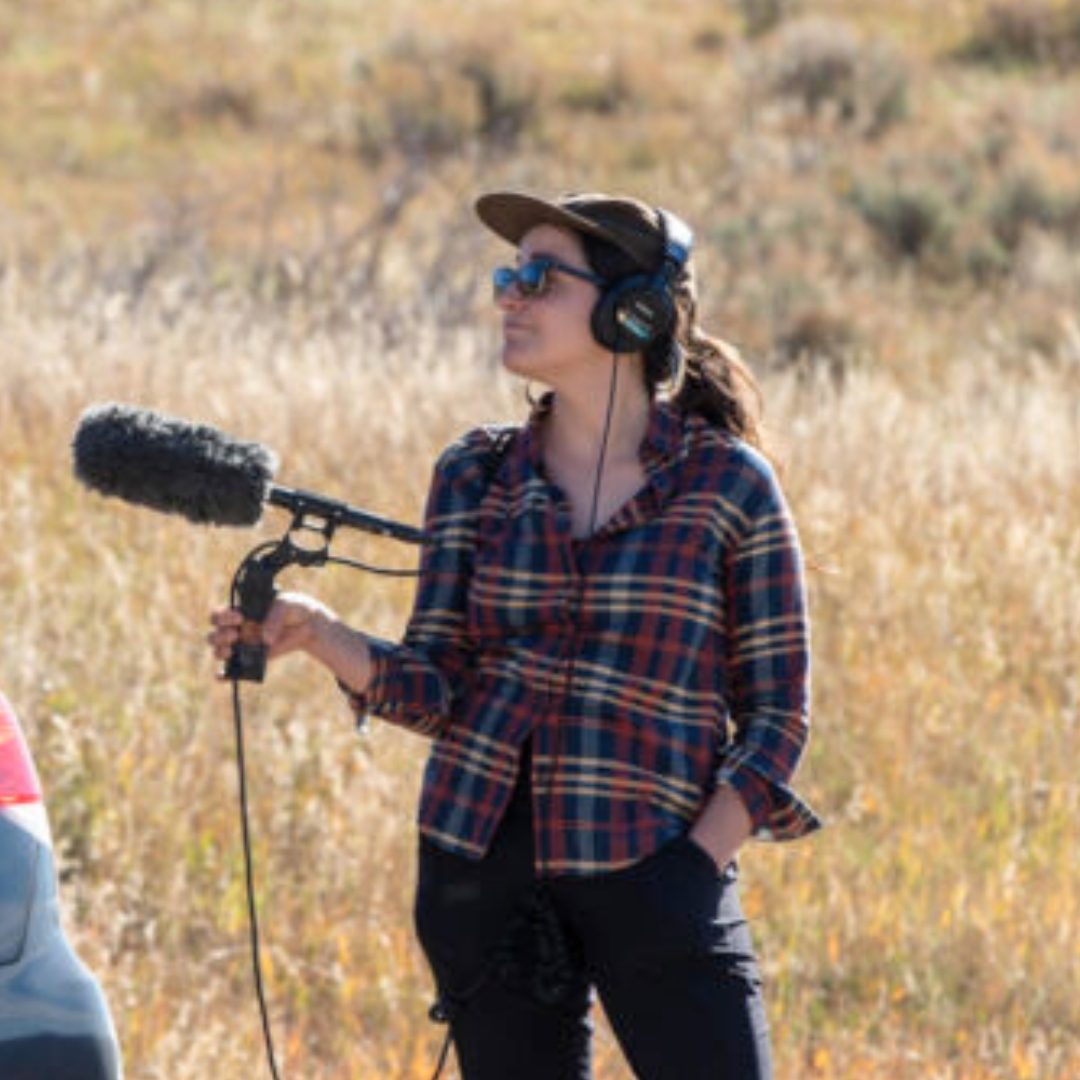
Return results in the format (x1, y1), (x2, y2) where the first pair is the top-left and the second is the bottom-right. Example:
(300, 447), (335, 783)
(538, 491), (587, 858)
(2, 1), (1079, 1077)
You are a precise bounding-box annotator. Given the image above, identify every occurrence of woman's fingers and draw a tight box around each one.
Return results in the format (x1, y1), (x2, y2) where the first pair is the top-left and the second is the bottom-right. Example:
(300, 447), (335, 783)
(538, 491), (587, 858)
(206, 608), (243, 661)
(206, 594), (335, 671)
(210, 607), (243, 627)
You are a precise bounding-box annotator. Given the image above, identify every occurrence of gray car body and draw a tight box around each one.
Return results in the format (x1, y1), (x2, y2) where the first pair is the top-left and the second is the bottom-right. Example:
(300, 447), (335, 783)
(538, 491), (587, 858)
(0, 735), (122, 1079)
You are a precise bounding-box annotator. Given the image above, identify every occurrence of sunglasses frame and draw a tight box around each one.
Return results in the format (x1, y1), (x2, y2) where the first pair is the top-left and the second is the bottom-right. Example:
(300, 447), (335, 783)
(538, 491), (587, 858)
(492, 256), (607, 300)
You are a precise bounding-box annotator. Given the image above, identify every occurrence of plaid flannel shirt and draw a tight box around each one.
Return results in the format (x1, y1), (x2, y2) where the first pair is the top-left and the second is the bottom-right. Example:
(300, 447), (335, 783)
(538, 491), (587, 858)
(343, 393), (821, 875)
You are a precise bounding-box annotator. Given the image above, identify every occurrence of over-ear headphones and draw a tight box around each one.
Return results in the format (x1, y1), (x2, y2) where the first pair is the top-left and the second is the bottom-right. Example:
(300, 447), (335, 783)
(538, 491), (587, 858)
(590, 208), (694, 354)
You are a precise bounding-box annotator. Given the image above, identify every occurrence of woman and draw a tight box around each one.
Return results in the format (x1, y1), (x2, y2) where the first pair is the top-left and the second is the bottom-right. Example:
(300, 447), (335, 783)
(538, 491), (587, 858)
(209, 191), (821, 1079)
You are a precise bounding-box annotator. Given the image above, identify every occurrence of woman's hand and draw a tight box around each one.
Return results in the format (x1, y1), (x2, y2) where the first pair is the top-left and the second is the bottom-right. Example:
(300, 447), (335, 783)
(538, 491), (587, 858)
(688, 784), (753, 871)
(207, 593), (372, 692)
(208, 591), (331, 662)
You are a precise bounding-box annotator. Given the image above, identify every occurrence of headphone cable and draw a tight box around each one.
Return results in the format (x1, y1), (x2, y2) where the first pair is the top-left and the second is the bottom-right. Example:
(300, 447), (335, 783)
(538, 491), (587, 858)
(587, 352), (620, 538)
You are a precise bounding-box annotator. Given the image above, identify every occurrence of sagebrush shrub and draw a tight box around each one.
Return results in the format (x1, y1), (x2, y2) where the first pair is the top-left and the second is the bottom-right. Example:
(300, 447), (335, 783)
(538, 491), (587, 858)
(957, 0), (1080, 69)
(733, 0), (800, 38)
(988, 173), (1063, 251)
(850, 181), (955, 262)
(771, 305), (859, 385)
(763, 17), (909, 136)
(350, 35), (538, 165)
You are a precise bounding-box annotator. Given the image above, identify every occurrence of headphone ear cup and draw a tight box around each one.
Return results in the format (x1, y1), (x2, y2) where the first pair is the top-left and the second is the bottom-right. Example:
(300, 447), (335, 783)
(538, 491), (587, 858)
(590, 283), (626, 352)
(591, 275), (673, 353)
(630, 286), (676, 347)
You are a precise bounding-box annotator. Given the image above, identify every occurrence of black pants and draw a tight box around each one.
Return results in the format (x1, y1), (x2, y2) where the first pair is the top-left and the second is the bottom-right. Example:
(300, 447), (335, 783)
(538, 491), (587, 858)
(414, 760), (772, 1080)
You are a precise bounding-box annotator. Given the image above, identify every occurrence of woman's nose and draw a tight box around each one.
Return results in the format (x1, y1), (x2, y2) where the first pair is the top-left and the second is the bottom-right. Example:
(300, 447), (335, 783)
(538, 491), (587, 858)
(495, 285), (527, 310)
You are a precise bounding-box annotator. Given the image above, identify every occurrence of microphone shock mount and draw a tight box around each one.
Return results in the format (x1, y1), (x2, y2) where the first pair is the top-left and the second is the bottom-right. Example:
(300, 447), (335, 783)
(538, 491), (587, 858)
(225, 513), (334, 683)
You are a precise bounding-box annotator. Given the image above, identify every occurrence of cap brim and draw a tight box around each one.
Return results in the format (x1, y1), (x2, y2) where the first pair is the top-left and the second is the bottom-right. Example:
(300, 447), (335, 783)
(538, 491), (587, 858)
(475, 191), (653, 266)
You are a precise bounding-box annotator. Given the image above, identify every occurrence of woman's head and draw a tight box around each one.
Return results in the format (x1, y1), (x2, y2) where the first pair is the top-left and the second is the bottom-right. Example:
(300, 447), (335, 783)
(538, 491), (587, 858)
(476, 190), (765, 449)
(494, 222), (611, 383)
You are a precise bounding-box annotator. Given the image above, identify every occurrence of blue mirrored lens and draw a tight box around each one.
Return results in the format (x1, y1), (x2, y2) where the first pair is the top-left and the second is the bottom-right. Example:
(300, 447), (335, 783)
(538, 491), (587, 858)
(518, 261), (548, 292)
(492, 267), (516, 295)
(492, 259), (551, 298)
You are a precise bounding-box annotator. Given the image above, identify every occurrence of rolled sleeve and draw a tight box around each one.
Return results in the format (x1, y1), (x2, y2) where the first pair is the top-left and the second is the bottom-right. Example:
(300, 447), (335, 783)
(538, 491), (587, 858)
(718, 453), (822, 841)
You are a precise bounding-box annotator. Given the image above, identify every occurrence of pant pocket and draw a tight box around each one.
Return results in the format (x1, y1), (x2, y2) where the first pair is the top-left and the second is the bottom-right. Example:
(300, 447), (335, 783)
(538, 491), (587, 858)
(578, 839), (721, 971)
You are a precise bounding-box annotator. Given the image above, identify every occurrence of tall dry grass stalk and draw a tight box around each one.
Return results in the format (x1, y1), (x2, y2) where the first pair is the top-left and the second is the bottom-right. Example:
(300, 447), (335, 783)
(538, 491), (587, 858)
(2, 275), (1078, 1078)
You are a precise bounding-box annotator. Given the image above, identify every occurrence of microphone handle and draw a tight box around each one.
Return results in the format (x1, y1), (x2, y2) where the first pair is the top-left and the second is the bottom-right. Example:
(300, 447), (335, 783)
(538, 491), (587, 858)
(225, 559), (278, 684)
(227, 621), (271, 684)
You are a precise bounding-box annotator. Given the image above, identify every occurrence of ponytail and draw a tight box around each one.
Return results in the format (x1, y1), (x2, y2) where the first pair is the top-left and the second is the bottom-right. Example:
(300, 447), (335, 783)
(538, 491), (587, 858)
(646, 274), (767, 454)
(581, 226), (769, 456)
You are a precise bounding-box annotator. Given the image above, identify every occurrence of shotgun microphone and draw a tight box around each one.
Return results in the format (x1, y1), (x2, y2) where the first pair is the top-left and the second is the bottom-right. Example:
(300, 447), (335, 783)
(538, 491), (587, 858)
(71, 403), (424, 544)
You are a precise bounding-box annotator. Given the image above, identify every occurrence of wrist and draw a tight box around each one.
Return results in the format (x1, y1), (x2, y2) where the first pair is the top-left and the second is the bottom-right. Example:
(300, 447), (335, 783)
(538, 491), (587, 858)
(690, 784), (753, 869)
(306, 608), (341, 664)
(311, 614), (371, 693)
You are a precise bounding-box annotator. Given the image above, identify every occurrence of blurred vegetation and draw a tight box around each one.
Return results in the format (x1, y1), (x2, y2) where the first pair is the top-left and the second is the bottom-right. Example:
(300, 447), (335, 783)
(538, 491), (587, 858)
(1, 1), (1079, 1077)
(3, 0), (1078, 374)
(956, 0), (1080, 69)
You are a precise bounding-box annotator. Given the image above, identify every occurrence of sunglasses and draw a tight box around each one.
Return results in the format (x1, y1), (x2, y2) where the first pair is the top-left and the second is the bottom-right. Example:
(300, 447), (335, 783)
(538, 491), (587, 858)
(492, 256), (607, 300)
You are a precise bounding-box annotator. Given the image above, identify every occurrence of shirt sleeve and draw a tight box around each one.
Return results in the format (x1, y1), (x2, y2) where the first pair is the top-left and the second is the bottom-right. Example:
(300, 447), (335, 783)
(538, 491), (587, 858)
(717, 452), (823, 840)
(340, 432), (492, 738)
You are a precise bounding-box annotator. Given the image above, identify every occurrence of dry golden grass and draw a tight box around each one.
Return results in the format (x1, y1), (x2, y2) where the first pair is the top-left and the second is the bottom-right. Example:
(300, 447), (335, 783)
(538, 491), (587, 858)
(2, 0), (1079, 1076)
(2, 278), (1078, 1078)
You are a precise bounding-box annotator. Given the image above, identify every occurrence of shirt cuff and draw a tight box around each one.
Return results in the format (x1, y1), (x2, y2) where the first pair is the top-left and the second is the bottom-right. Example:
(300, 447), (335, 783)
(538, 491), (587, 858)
(336, 637), (393, 723)
(717, 760), (824, 841)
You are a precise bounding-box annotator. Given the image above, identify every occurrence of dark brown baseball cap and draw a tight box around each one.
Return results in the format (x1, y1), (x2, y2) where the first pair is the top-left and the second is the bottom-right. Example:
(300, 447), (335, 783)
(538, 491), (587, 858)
(475, 191), (664, 270)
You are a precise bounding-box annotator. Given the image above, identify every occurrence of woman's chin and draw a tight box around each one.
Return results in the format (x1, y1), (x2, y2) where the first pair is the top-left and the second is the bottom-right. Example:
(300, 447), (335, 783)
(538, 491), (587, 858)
(501, 345), (538, 378)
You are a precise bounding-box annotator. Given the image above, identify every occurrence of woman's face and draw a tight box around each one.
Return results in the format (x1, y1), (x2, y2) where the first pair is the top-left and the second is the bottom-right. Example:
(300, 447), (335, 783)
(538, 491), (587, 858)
(496, 224), (609, 384)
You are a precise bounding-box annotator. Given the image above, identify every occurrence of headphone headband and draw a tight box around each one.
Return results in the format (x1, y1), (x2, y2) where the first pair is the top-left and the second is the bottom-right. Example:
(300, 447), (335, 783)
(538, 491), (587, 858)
(656, 208), (693, 275)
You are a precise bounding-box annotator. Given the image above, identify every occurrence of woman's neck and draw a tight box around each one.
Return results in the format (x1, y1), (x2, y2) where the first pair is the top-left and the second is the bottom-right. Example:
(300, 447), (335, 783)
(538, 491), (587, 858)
(543, 359), (651, 468)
